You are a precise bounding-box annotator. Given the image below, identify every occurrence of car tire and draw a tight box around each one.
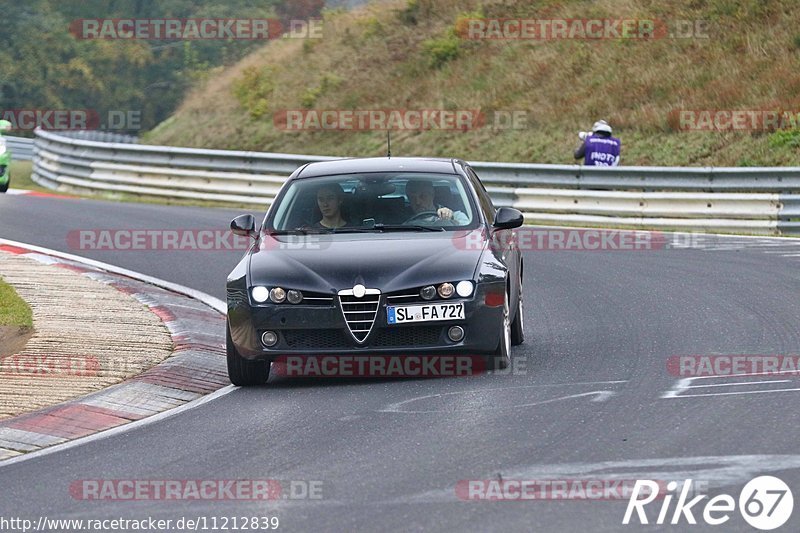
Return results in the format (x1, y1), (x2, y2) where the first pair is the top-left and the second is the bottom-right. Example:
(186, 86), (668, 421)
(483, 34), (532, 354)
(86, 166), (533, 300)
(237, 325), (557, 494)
(0, 178), (8, 193)
(510, 273), (525, 346)
(226, 323), (270, 386)
(486, 291), (511, 371)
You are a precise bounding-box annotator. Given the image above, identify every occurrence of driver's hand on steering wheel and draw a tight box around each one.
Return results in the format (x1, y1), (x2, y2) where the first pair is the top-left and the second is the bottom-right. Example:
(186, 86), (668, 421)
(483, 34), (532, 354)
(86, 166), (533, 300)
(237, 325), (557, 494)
(437, 207), (453, 220)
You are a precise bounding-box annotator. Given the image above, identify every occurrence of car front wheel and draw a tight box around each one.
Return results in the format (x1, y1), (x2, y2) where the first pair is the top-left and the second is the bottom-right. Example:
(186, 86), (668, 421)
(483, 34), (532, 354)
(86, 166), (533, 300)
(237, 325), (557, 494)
(486, 291), (511, 371)
(226, 324), (270, 386)
(511, 272), (524, 346)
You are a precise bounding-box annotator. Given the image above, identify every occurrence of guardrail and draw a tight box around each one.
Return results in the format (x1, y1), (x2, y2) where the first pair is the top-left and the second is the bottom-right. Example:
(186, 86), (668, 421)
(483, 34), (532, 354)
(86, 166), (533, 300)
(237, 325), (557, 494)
(5, 136), (34, 161)
(31, 128), (800, 235)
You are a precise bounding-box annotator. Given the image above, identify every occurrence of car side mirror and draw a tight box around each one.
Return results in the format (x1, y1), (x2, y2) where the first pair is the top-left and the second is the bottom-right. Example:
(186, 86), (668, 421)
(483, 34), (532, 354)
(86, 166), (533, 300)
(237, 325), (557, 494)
(492, 207), (524, 230)
(230, 214), (257, 237)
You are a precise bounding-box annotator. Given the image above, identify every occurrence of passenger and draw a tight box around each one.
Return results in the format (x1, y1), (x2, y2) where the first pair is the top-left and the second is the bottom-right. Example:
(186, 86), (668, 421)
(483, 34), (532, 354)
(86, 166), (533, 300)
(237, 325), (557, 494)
(313, 183), (349, 229)
(404, 180), (469, 225)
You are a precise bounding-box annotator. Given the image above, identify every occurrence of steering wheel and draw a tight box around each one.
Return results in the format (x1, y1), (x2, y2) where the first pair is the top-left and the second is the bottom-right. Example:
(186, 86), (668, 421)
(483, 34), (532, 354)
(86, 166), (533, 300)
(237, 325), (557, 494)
(404, 211), (441, 224)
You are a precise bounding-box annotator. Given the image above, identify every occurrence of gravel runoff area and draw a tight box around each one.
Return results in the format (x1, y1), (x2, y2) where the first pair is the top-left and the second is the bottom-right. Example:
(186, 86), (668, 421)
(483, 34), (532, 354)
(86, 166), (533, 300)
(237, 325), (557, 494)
(0, 250), (173, 420)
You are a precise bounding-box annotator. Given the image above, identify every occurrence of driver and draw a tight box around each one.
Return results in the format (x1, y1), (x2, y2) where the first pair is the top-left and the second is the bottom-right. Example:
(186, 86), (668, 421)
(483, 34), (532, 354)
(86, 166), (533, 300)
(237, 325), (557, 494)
(405, 180), (469, 225)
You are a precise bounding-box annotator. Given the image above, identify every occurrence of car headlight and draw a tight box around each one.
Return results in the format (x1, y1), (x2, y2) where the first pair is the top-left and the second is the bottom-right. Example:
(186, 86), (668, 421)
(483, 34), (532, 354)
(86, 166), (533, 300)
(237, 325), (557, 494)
(270, 287), (286, 303)
(420, 286), (437, 300)
(456, 281), (474, 298)
(287, 289), (303, 304)
(251, 286), (269, 303)
(438, 282), (455, 299)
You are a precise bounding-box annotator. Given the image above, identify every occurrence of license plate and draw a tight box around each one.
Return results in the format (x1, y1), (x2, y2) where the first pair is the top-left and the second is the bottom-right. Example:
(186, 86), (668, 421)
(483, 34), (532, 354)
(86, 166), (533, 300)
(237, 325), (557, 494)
(387, 303), (464, 324)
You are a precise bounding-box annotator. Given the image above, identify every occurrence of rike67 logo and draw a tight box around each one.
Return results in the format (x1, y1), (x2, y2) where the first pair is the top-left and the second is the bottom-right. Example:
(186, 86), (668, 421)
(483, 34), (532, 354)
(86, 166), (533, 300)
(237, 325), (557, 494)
(623, 476), (794, 530)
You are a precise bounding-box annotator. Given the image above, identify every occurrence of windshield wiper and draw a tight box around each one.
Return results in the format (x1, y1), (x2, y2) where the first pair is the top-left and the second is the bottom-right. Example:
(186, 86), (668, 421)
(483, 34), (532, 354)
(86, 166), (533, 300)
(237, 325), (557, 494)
(329, 227), (380, 234)
(268, 228), (317, 235)
(270, 228), (376, 235)
(270, 225), (445, 235)
(372, 224), (445, 232)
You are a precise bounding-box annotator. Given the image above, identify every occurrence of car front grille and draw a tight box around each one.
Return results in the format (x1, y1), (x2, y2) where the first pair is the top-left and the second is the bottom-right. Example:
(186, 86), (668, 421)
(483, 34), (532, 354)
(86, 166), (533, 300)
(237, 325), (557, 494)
(385, 291), (423, 305)
(338, 289), (380, 343)
(369, 326), (443, 347)
(299, 291), (335, 306)
(281, 326), (443, 350)
(283, 329), (351, 349)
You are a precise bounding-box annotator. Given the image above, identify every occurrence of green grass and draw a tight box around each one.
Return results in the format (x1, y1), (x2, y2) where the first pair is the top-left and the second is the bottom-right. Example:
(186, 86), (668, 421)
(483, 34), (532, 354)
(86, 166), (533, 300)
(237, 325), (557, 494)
(143, 0), (800, 167)
(8, 161), (45, 192)
(0, 277), (33, 328)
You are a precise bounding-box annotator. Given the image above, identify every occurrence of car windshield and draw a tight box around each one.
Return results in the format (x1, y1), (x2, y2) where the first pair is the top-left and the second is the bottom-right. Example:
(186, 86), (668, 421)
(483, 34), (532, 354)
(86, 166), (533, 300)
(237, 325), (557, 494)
(267, 173), (477, 232)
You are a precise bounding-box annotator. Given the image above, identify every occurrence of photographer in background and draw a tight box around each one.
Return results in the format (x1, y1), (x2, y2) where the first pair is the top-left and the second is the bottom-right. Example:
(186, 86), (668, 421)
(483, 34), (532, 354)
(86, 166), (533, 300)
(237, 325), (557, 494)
(574, 120), (621, 166)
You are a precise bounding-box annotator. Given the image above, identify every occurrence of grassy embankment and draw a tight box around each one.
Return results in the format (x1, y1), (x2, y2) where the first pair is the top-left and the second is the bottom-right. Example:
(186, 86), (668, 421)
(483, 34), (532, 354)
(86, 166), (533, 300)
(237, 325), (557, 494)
(145, 0), (800, 166)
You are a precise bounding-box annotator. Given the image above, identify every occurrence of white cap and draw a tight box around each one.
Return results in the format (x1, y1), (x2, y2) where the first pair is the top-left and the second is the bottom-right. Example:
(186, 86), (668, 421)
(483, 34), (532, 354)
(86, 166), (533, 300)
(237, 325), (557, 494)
(592, 120), (612, 134)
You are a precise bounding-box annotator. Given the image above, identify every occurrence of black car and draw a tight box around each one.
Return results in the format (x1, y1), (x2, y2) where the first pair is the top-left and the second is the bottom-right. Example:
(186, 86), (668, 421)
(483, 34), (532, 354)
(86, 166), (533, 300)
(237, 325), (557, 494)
(226, 157), (524, 386)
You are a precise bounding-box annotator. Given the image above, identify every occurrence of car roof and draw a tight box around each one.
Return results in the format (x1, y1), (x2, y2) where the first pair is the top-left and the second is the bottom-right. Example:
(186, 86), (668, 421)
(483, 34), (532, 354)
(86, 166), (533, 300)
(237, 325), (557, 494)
(295, 157), (461, 178)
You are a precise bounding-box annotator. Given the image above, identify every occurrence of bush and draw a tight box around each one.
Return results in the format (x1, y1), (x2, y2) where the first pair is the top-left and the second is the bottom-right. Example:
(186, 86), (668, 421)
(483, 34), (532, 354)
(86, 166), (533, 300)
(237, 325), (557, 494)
(300, 73), (343, 108)
(233, 66), (276, 119)
(768, 128), (800, 149)
(359, 16), (384, 39)
(422, 29), (460, 69)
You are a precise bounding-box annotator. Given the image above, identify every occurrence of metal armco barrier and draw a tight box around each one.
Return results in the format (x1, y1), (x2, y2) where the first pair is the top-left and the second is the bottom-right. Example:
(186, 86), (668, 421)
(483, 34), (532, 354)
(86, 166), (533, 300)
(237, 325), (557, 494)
(6, 136), (34, 161)
(31, 128), (800, 235)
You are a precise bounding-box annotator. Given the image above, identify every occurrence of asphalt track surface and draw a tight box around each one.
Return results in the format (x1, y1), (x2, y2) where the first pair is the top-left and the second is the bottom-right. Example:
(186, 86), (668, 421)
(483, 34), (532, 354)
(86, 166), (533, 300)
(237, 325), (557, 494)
(1, 193), (800, 532)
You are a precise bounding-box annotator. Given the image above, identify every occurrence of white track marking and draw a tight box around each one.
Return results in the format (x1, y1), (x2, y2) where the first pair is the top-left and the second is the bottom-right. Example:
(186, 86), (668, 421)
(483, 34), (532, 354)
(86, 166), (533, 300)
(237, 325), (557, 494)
(685, 380), (791, 389)
(671, 388), (800, 399)
(380, 382), (624, 413)
(663, 370), (800, 399)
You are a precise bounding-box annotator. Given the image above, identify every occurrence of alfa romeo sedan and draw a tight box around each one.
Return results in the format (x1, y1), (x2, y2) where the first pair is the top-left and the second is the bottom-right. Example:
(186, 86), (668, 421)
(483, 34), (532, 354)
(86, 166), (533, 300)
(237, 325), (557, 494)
(226, 157), (524, 385)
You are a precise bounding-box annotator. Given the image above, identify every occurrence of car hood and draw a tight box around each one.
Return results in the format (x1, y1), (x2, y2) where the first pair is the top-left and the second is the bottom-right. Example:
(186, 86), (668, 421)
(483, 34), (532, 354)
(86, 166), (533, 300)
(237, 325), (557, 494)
(249, 231), (485, 293)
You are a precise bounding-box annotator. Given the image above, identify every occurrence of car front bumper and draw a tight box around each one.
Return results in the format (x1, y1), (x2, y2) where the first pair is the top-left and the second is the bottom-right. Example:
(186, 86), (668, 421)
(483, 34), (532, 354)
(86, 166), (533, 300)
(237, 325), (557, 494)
(228, 282), (505, 361)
